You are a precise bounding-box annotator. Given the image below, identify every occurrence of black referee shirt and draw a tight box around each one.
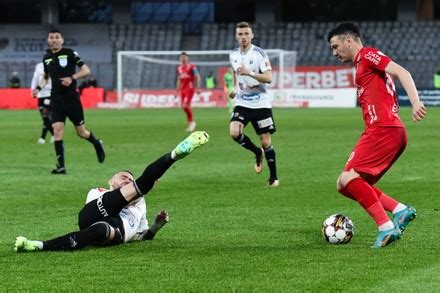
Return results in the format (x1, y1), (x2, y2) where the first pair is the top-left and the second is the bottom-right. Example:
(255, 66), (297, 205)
(43, 48), (85, 98)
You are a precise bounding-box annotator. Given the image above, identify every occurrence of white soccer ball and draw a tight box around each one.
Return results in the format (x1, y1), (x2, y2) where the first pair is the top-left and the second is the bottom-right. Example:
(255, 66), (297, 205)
(322, 214), (354, 244)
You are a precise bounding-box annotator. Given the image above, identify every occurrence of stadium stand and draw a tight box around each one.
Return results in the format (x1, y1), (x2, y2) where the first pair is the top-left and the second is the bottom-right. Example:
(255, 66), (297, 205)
(200, 21), (440, 88)
(0, 21), (439, 89)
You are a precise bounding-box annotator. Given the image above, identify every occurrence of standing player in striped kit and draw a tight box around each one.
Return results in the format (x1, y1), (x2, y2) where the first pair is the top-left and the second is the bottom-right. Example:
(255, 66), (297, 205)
(31, 61), (54, 144)
(229, 21), (279, 187)
(327, 22), (426, 248)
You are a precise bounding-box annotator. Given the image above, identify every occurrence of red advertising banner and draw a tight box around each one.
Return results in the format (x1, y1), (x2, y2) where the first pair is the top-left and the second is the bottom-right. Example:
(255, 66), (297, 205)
(113, 89), (228, 108)
(0, 88), (105, 110)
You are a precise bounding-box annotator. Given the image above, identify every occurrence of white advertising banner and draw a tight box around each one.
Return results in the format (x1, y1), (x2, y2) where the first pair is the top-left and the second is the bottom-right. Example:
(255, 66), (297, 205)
(270, 88), (357, 108)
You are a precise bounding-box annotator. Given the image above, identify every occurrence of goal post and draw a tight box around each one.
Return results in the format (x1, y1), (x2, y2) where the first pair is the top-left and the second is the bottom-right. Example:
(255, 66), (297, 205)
(115, 49), (297, 108)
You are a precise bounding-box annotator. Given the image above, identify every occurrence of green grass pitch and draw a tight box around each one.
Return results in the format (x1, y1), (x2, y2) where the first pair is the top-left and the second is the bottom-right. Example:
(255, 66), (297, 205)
(1, 107), (439, 291)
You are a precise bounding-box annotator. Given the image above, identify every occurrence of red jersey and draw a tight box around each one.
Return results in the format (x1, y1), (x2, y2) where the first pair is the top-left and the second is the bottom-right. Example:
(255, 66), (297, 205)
(177, 64), (198, 91)
(354, 47), (403, 128)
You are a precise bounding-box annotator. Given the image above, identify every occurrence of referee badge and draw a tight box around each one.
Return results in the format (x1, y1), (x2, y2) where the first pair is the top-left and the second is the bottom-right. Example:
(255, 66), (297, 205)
(58, 56), (68, 67)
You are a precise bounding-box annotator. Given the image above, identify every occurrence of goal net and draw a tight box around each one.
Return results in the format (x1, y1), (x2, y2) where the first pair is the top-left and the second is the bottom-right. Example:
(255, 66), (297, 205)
(115, 49), (297, 108)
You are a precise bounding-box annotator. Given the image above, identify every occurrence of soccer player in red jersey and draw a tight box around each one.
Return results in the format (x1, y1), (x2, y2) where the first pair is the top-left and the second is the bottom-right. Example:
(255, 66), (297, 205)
(176, 52), (201, 132)
(327, 22), (427, 248)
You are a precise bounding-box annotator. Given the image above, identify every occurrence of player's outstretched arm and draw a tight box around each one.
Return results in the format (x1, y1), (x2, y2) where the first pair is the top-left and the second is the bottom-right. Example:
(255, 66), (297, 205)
(385, 61), (427, 122)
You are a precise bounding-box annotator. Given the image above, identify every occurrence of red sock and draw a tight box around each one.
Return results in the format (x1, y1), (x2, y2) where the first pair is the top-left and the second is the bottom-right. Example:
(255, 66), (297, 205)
(338, 187), (354, 200)
(183, 107), (193, 122)
(345, 178), (390, 226)
(371, 186), (399, 213)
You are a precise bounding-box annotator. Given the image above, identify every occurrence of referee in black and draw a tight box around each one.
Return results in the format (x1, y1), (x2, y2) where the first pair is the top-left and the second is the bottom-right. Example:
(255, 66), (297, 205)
(33, 29), (105, 174)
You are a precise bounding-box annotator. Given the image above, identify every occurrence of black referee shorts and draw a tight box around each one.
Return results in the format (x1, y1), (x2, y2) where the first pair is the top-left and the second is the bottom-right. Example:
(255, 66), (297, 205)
(51, 91), (85, 126)
(77, 188), (129, 243)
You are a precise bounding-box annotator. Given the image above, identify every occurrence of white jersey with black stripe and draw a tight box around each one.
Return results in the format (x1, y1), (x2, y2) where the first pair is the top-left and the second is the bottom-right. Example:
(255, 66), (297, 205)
(86, 188), (149, 243)
(229, 45), (272, 109)
(31, 62), (52, 98)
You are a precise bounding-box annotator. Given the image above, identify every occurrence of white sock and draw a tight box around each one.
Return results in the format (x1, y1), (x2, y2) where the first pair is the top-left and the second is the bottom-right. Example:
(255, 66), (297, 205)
(171, 150), (177, 160)
(34, 241), (44, 249)
(392, 203), (407, 214)
(378, 221), (395, 231)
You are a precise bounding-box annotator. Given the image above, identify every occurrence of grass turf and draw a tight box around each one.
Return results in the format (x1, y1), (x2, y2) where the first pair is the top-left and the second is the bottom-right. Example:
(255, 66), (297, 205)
(1, 107), (439, 291)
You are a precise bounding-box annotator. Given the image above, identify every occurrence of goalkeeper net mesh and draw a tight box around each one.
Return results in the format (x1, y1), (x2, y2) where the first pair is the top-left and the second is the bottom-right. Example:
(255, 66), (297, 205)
(116, 50), (297, 107)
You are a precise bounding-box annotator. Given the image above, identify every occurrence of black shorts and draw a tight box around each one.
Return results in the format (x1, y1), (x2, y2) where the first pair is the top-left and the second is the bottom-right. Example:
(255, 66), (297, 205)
(230, 106), (276, 135)
(37, 97), (52, 112)
(78, 195), (125, 245)
(51, 91), (85, 126)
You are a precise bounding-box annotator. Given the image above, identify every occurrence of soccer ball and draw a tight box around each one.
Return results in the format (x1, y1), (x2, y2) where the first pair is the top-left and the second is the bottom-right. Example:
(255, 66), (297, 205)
(322, 214), (354, 244)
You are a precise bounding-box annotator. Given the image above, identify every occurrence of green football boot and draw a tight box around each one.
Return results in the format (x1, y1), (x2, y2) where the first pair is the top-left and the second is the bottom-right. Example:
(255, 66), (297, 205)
(173, 131), (209, 160)
(14, 236), (42, 252)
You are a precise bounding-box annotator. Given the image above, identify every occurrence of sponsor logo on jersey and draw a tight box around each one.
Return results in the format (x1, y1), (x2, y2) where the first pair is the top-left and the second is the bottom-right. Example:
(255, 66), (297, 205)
(44, 58), (52, 65)
(364, 51), (381, 65)
(96, 196), (109, 217)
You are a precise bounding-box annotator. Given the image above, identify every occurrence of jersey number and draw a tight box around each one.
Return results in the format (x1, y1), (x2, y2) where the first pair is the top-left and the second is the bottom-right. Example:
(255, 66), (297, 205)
(385, 73), (396, 97)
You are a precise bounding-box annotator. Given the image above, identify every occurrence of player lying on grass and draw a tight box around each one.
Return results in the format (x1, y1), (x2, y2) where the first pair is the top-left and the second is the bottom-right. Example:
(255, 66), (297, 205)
(327, 22), (426, 248)
(15, 131), (209, 252)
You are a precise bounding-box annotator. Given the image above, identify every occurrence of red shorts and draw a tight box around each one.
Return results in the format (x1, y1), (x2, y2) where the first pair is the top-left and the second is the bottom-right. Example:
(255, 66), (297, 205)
(344, 127), (407, 184)
(180, 88), (194, 106)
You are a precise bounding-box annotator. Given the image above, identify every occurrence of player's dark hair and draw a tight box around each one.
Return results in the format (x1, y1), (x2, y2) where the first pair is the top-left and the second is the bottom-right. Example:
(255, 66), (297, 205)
(327, 22), (361, 42)
(180, 52), (187, 56)
(48, 28), (62, 35)
(236, 21), (252, 29)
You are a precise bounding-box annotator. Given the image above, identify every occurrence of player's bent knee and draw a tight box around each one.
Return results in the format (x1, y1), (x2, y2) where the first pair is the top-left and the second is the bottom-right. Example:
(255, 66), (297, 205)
(230, 132), (240, 140)
(229, 125), (241, 139)
(89, 221), (113, 244)
(87, 222), (123, 246)
(338, 170), (360, 189)
(76, 129), (88, 139)
(261, 140), (272, 149)
(336, 176), (344, 192)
